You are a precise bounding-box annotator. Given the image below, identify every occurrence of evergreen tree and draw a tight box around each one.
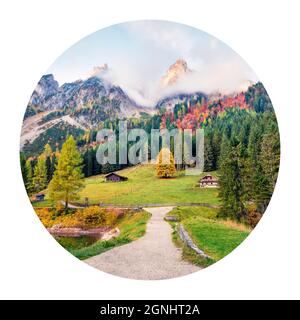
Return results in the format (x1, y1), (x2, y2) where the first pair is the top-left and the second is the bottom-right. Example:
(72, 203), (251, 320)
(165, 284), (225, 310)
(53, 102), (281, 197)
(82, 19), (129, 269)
(20, 152), (28, 186)
(239, 156), (253, 202)
(83, 150), (89, 177)
(204, 130), (215, 171)
(248, 122), (263, 168)
(33, 156), (47, 192)
(252, 172), (272, 213)
(92, 148), (101, 175)
(156, 148), (176, 178)
(25, 160), (34, 194)
(218, 137), (246, 221)
(43, 144), (53, 182)
(246, 121), (263, 201)
(50, 154), (57, 180)
(48, 136), (84, 211)
(45, 156), (52, 183)
(260, 132), (280, 189)
(212, 130), (222, 169)
(87, 149), (94, 177)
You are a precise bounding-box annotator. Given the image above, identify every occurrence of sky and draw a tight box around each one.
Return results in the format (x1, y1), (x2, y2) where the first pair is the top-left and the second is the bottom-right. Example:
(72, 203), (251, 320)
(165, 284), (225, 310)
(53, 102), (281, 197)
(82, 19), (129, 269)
(47, 20), (259, 106)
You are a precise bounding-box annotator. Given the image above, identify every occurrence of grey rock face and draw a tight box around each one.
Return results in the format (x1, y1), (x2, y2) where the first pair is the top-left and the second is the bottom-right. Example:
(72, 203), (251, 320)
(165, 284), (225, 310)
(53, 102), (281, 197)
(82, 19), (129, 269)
(27, 74), (144, 128)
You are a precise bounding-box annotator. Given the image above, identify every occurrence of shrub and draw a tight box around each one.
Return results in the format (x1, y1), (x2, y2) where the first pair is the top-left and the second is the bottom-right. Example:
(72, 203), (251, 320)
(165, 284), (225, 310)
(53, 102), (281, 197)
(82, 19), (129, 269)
(35, 208), (54, 228)
(246, 204), (262, 228)
(104, 209), (118, 226)
(56, 214), (80, 228)
(75, 206), (119, 228)
(76, 206), (107, 228)
(107, 208), (126, 219)
(35, 206), (125, 229)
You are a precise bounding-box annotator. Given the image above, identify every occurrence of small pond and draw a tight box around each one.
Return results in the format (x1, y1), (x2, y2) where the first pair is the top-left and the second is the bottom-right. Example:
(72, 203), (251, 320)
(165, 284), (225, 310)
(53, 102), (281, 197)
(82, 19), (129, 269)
(54, 234), (101, 250)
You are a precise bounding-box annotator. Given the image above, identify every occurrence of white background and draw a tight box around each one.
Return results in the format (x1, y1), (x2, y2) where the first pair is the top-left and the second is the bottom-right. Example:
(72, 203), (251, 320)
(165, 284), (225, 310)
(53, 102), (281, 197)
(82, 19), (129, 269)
(0, 0), (299, 299)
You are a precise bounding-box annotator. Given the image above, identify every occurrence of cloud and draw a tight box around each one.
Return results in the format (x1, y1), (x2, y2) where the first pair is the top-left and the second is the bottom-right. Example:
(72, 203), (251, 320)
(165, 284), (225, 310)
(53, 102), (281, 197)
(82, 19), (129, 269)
(89, 65), (158, 107)
(159, 56), (257, 98)
(125, 21), (196, 54)
(117, 21), (258, 103)
(100, 54), (258, 107)
(63, 21), (259, 107)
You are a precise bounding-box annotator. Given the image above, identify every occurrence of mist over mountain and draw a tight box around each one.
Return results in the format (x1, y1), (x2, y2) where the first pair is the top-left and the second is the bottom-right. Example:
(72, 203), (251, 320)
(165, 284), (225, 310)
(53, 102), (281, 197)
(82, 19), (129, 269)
(72, 58), (255, 108)
(22, 58), (257, 153)
(131, 58), (253, 106)
(27, 58), (255, 119)
(82, 63), (109, 79)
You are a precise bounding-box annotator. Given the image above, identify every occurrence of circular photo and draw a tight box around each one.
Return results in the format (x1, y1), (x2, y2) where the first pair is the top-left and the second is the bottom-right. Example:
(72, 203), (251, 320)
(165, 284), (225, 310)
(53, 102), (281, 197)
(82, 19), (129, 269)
(20, 20), (280, 280)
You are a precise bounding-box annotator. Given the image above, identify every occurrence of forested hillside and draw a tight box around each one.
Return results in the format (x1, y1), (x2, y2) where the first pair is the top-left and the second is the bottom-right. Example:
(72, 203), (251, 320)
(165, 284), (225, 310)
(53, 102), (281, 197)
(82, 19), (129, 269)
(20, 81), (280, 224)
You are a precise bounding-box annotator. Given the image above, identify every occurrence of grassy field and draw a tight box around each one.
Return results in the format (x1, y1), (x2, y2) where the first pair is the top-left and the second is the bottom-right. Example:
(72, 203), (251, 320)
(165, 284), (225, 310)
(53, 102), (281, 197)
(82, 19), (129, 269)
(77, 165), (220, 205)
(169, 206), (251, 266)
(67, 211), (151, 260)
(32, 199), (53, 208)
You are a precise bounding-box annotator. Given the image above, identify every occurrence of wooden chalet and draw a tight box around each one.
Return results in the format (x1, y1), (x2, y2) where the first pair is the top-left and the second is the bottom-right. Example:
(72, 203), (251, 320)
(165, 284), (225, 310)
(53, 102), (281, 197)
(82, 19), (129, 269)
(104, 172), (128, 182)
(199, 174), (219, 188)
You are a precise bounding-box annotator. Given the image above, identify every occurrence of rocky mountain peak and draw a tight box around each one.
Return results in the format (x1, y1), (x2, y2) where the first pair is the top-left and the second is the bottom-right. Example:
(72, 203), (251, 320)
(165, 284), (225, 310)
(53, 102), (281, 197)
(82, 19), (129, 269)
(29, 74), (59, 107)
(35, 74), (59, 96)
(161, 59), (192, 86)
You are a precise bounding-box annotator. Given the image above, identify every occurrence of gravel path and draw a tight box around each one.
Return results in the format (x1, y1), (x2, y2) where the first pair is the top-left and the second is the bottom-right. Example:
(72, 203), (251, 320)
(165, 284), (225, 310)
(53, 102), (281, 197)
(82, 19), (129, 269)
(85, 207), (201, 280)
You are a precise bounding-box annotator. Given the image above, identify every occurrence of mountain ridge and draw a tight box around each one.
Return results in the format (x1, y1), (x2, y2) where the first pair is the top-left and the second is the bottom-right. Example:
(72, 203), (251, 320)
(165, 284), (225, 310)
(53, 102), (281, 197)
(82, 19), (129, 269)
(27, 74), (152, 124)
(22, 59), (256, 152)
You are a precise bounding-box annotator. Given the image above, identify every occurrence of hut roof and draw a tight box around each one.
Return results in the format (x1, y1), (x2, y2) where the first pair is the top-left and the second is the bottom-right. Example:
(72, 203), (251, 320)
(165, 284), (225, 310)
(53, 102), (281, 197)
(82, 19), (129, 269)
(200, 179), (218, 183)
(200, 175), (218, 183)
(104, 172), (128, 180)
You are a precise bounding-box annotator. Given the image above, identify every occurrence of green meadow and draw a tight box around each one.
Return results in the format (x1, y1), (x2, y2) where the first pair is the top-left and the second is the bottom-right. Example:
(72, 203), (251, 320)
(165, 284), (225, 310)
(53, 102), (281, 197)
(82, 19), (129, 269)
(78, 165), (220, 206)
(169, 206), (251, 265)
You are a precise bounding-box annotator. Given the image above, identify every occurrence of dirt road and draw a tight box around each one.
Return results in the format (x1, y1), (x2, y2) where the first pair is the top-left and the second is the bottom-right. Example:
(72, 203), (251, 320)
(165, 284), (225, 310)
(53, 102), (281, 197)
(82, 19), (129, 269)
(85, 207), (201, 280)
